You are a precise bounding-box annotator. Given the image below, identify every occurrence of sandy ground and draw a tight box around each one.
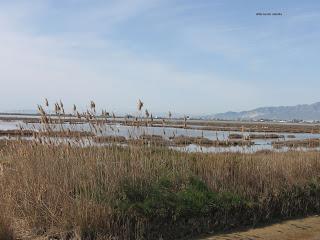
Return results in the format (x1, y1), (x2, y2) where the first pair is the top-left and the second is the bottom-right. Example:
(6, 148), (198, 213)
(199, 216), (320, 240)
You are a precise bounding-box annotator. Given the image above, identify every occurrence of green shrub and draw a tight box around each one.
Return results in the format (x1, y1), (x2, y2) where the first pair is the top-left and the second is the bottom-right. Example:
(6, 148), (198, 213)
(116, 176), (251, 239)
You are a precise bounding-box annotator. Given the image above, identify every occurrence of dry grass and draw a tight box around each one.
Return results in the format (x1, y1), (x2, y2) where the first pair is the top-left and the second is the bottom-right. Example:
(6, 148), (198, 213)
(2, 115), (320, 134)
(272, 138), (320, 148)
(229, 133), (285, 140)
(0, 130), (94, 138)
(170, 135), (253, 147)
(0, 213), (14, 240)
(287, 134), (296, 138)
(0, 130), (35, 137)
(1, 140), (320, 239)
(247, 133), (285, 139)
(228, 133), (244, 139)
(1, 100), (320, 239)
(93, 135), (127, 143)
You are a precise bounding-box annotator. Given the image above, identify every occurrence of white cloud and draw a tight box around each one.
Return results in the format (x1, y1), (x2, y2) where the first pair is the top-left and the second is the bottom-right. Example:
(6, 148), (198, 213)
(0, 1), (261, 114)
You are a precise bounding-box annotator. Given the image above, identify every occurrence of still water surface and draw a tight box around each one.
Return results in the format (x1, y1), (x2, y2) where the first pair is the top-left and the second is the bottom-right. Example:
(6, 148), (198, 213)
(1, 120), (320, 153)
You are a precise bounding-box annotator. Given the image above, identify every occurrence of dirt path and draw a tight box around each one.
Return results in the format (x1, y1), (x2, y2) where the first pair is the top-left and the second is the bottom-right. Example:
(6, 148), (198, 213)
(200, 216), (320, 240)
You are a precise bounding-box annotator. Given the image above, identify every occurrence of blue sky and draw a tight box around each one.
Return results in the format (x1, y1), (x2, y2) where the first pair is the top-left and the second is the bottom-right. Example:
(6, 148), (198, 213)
(0, 0), (319, 115)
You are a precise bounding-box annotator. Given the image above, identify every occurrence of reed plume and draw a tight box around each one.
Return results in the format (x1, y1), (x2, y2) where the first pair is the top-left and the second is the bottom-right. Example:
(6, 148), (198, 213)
(137, 99), (143, 111)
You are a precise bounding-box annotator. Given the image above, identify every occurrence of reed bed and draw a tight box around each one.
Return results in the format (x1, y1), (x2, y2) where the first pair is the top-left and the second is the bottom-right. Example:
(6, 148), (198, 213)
(0, 130), (94, 138)
(170, 135), (253, 147)
(1, 141), (320, 239)
(0, 130), (35, 137)
(93, 136), (127, 143)
(287, 134), (296, 138)
(272, 138), (320, 148)
(1, 100), (320, 239)
(228, 133), (285, 140)
(2, 116), (320, 134)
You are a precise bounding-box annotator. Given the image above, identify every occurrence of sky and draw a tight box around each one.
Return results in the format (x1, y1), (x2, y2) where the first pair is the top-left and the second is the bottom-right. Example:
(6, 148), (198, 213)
(0, 0), (319, 115)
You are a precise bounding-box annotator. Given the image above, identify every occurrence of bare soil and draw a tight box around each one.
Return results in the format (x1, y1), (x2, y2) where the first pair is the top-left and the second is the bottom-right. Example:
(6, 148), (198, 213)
(200, 216), (320, 240)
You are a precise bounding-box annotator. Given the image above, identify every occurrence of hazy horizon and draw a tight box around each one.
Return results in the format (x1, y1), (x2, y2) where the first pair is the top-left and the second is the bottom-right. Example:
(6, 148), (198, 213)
(3, 100), (320, 118)
(0, 0), (319, 114)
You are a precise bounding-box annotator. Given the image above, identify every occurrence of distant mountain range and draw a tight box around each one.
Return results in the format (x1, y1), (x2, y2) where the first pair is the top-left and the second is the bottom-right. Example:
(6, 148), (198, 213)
(4, 103), (320, 121)
(209, 102), (320, 121)
(0, 109), (38, 115)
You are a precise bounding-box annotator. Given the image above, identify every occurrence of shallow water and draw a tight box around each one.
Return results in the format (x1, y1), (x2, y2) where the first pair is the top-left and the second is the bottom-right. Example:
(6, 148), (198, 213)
(1, 120), (320, 153)
(0, 120), (24, 130)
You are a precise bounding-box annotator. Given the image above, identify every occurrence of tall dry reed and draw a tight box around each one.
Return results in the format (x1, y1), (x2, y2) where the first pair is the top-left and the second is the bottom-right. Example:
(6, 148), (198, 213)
(0, 100), (320, 239)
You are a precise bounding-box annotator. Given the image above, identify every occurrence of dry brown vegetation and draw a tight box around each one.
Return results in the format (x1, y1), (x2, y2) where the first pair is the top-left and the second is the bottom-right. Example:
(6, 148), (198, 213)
(1, 100), (320, 240)
(0, 213), (14, 240)
(272, 138), (320, 148)
(169, 135), (253, 147)
(0, 130), (35, 137)
(2, 115), (320, 134)
(247, 133), (285, 139)
(185, 121), (320, 134)
(287, 135), (296, 138)
(228, 133), (244, 139)
(1, 140), (320, 239)
(0, 129), (94, 138)
(93, 135), (127, 143)
(229, 133), (285, 140)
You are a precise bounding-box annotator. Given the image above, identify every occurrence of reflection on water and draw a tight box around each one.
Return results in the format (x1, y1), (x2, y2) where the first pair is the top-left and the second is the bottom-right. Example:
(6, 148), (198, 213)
(1, 120), (320, 153)
(172, 144), (320, 153)
(0, 120), (24, 130)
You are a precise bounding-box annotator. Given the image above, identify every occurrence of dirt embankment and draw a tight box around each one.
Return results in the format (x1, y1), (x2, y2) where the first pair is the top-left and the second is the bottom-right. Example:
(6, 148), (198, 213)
(200, 216), (320, 240)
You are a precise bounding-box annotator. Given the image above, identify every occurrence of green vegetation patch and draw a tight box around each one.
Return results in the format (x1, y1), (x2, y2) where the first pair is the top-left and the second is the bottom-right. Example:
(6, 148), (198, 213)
(116, 176), (252, 239)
